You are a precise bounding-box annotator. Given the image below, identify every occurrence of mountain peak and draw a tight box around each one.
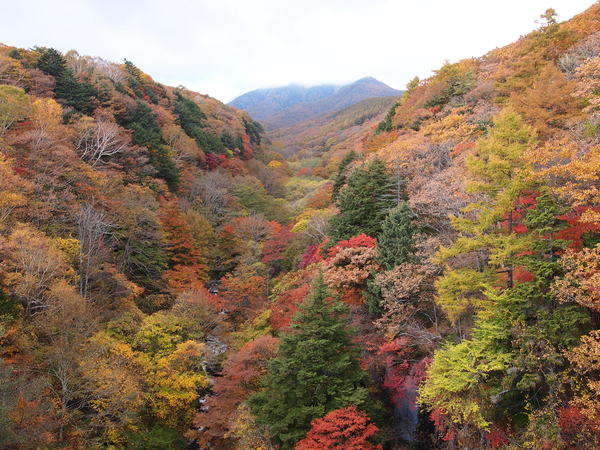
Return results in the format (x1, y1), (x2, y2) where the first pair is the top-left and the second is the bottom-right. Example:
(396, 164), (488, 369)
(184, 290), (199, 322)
(229, 77), (401, 129)
(353, 76), (380, 84)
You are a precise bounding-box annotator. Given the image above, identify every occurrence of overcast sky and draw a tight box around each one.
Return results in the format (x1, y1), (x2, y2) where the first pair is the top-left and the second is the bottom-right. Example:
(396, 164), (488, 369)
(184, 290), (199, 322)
(2, 0), (596, 102)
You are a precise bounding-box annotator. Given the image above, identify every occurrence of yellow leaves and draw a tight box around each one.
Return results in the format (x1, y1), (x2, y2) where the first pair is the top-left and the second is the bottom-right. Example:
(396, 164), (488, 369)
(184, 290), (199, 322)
(564, 330), (600, 423)
(466, 109), (536, 192)
(524, 137), (600, 207)
(162, 124), (204, 162)
(572, 56), (600, 108)
(227, 403), (274, 450)
(291, 208), (319, 233)
(566, 330), (600, 373)
(0, 84), (30, 136)
(3, 224), (73, 312)
(52, 237), (80, 261)
(80, 332), (146, 437)
(145, 340), (209, 428)
(229, 309), (273, 350)
(0, 192), (26, 228)
(510, 63), (583, 139)
(267, 160), (283, 169)
(421, 107), (479, 144)
(31, 97), (62, 131)
(434, 268), (493, 323)
(29, 97), (63, 150)
(552, 245), (600, 312)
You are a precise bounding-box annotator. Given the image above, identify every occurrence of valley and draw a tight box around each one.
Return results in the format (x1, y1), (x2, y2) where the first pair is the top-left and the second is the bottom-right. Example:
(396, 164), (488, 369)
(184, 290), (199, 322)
(0, 4), (600, 449)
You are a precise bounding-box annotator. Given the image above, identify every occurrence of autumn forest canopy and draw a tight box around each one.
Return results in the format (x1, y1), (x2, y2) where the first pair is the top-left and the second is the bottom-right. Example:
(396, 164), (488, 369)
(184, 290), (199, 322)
(1, 4), (600, 449)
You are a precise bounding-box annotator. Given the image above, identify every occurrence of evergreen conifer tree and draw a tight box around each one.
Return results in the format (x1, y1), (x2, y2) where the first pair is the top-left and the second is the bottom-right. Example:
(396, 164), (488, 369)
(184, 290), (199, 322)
(127, 101), (179, 190)
(376, 201), (416, 270)
(331, 150), (357, 201)
(435, 110), (538, 321)
(329, 158), (395, 241)
(36, 47), (94, 114)
(248, 274), (370, 449)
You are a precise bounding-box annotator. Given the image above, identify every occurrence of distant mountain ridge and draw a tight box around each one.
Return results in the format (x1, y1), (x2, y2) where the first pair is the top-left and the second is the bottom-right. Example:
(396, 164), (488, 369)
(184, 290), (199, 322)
(229, 77), (402, 129)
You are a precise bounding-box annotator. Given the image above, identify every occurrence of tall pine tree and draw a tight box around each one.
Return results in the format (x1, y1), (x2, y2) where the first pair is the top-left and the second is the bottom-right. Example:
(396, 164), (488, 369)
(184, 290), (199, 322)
(420, 188), (589, 435)
(36, 47), (95, 115)
(376, 201), (416, 270)
(435, 110), (538, 322)
(329, 158), (394, 241)
(332, 150), (357, 201)
(248, 274), (370, 449)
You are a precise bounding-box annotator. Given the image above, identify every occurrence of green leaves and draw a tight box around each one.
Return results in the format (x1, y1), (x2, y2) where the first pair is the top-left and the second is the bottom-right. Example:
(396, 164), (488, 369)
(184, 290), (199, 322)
(248, 275), (371, 449)
(36, 47), (95, 115)
(329, 158), (395, 242)
(376, 202), (416, 270)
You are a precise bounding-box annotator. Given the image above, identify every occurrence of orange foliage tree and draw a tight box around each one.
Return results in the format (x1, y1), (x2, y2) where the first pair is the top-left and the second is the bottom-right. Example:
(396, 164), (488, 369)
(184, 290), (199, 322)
(295, 405), (382, 450)
(190, 335), (279, 448)
(159, 196), (209, 293)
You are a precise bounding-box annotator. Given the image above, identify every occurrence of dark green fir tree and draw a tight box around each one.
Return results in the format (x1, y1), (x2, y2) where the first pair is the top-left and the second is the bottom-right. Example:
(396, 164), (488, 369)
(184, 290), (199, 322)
(377, 201), (416, 270)
(248, 274), (370, 449)
(331, 150), (357, 201)
(329, 158), (395, 241)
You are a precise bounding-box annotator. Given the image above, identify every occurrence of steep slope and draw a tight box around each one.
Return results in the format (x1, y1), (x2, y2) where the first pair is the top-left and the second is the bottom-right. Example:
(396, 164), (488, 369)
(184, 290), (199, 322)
(228, 83), (337, 119)
(2, 3), (600, 450)
(270, 95), (399, 159)
(230, 76), (401, 129)
(0, 44), (293, 448)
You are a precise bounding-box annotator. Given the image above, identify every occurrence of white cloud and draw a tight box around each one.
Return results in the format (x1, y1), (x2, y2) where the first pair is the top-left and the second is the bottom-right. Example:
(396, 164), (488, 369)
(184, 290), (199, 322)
(2, 0), (595, 102)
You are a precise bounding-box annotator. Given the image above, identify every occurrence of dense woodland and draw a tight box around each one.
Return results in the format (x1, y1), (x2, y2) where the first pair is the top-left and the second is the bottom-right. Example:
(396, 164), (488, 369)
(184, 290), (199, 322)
(1, 4), (600, 449)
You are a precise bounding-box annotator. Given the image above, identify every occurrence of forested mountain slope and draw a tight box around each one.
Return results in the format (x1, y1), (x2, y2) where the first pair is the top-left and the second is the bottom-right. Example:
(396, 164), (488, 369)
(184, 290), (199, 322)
(270, 95), (400, 159)
(230, 77), (401, 129)
(1, 4), (600, 450)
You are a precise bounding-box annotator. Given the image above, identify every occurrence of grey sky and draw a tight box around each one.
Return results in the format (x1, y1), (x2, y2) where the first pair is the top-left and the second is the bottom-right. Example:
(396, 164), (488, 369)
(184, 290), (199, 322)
(1, 0), (596, 102)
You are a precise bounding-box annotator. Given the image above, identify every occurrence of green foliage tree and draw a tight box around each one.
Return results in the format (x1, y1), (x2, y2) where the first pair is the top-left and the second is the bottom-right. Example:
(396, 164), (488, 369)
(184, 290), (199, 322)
(420, 192), (589, 433)
(123, 59), (158, 104)
(248, 274), (370, 449)
(329, 158), (394, 241)
(36, 47), (95, 114)
(0, 85), (30, 137)
(435, 110), (537, 322)
(243, 117), (264, 146)
(376, 202), (416, 270)
(375, 101), (399, 134)
(174, 91), (225, 154)
(127, 100), (179, 190)
(331, 150), (356, 201)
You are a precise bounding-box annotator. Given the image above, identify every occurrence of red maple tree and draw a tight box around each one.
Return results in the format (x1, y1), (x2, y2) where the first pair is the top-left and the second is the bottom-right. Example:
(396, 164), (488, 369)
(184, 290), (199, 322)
(295, 405), (382, 450)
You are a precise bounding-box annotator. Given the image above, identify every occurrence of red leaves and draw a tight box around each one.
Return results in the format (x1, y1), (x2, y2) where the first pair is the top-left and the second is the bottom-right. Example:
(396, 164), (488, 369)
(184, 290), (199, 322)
(295, 405), (381, 450)
(559, 406), (587, 435)
(269, 283), (311, 331)
(241, 133), (253, 159)
(326, 234), (376, 259)
(429, 408), (457, 442)
(377, 341), (429, 404)
(192, 335), (279, 447)
(486, 426), (511, 448)
(450, 141), (476, 158)
(557, 206), (600, 249)
(220, 270), (267, 324)
(262, 223), (294, 266)
(205, 153), (226, 170)
(159, 196), (209, 293)
(306, 183), (333, 209)
(298, 244), (321, 269)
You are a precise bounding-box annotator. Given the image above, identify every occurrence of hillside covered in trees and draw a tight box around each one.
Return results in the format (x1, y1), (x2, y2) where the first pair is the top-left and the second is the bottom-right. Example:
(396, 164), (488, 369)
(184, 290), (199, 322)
(1, 3), (600, 449)
(229, 77), (402, 130)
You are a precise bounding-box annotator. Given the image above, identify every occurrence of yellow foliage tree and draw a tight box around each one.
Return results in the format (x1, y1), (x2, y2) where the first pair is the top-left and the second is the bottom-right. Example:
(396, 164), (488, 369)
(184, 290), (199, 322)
(144, 340), (209, 429)
(0, 84), (30, 136)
